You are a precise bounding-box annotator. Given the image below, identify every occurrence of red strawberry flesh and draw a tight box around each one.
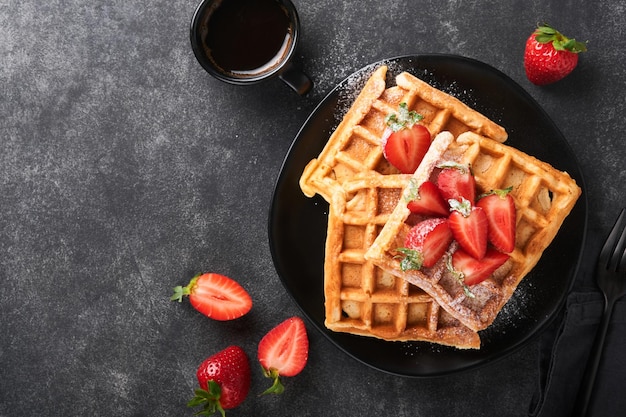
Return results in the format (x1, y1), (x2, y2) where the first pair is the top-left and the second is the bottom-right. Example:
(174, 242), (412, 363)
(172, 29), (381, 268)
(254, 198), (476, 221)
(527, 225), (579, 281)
(448, 200), (488, 260)
(171, 273), (252, 321)
(452, 248), (510, 286)
(383, 124), (432, 174)
(406, 180), (450, 217)
(477, 189), (516, 253)
(404, 217), (453, 268)
(258, 316), (309, 395)
(436, 164), (476, 203)
(382, 103), (431, 174)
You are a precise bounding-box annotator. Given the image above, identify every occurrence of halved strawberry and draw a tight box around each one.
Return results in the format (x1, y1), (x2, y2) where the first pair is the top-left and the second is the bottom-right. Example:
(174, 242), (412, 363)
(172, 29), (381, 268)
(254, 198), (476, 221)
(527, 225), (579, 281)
(403, 217), (453, 268)
(451, 247), (510, 286)
(477, 188), (517, 253)
(406, 180), (450, 217)
(188, 345), (251, 416)
(258, 316), (309, 395)
(171, 273), (252, 321)
(436, 162), (476, 203)
(448, 199), (488, 260)
(382, 103), (431, 174)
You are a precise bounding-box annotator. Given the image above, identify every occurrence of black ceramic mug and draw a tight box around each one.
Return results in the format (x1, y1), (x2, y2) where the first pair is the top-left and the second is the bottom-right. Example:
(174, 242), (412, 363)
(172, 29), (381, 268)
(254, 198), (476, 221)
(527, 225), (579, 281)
(190, 0), (312, 95)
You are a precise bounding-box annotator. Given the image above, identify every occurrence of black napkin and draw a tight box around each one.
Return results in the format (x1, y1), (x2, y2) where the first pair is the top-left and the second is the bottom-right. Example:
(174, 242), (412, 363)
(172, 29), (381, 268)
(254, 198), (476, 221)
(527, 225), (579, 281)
(529, 231), (626, 417)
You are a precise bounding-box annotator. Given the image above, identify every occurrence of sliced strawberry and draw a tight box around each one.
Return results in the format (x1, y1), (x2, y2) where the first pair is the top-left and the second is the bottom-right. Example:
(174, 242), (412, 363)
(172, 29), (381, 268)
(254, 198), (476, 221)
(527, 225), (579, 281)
(406, 180), (450, 217)
(258, 316), (309, 395)
(448, 199), (488, 260)
(383, 125), (431, 174)
(171, 273), (252, 321)
(477, 188), (517, 253)
(403, 217), (453, 268)
(188, 345), (251, 415)
(382, 103), (431, 174)
(436, 162), (476, 203)
(452, 247), (510, 286)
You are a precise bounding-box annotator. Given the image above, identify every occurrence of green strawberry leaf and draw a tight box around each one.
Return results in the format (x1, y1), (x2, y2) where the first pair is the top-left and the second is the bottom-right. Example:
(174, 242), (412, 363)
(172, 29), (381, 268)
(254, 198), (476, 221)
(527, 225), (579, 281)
(385, 102), (424, 132)
(396, 247), (424, 271)
(534, 23), (587, 53)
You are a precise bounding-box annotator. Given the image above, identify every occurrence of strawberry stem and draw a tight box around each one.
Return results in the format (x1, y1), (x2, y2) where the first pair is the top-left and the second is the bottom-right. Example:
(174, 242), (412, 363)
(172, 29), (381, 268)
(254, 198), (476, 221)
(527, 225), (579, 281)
(187, 381), (226, 417)
(448, 198), (472, 217)
(534, 23), (587, 53)
(478, 186), (512, 200)
(170, 274), (200, 302)
(260, 368), (285, 396)
(445, 256), (475, 298)
(395, 247), (424, 271)
(436, 161), (470, 174)
(385, 102), (423, 131)
(404, 178), (420, 203)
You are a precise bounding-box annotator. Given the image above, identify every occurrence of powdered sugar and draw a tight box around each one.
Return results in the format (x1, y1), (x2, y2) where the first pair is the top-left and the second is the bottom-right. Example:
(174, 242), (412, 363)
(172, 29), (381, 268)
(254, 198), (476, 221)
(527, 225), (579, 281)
(479, 280), (534, 345)
(327, 57), (506, 133)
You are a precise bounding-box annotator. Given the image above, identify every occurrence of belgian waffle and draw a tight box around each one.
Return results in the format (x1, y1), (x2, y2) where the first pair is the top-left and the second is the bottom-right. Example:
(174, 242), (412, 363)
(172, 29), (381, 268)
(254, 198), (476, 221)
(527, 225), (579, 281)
(324, 172), (480, 348)
(364, 131), (582, 331)
(299, 65), (508, 203)
(300, 65), (510, 347)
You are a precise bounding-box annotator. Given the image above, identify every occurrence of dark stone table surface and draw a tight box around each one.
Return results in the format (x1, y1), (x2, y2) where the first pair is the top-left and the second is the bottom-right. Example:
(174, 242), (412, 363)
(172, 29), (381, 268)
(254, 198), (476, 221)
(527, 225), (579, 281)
(2, 1), (624, 416)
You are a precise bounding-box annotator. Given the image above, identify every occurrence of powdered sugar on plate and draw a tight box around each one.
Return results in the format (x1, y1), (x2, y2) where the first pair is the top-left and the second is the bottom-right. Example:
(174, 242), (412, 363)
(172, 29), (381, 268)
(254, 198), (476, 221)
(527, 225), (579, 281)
(329, 57), (506, 132)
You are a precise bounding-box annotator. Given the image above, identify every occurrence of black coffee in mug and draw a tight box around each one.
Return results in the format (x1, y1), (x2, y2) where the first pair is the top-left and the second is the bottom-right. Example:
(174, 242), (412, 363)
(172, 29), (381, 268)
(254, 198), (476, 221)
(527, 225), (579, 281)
(190, 0), (312, 94)
(203, 0), (291, 75)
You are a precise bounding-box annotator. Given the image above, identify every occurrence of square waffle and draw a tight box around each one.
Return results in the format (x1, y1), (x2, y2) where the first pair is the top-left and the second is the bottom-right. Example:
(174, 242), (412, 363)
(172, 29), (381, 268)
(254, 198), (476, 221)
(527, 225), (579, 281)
(299, 65), (510, 347)
(364, 131), (582, 331)
(324, 172), (480, 348)
(299, 65), (508, 203)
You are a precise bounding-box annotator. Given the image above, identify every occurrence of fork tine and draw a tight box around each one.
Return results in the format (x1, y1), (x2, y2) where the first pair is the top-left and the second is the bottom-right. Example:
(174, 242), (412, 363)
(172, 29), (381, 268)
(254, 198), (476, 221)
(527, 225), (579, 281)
(614, 222), (626, 272)
(599, 208), (626, 271)
(621, 237), (626, 272)
(618, 219), (626, 272)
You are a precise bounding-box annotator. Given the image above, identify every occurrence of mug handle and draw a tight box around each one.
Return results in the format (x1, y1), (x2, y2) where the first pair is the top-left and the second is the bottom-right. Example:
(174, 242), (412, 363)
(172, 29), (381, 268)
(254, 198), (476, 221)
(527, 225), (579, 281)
(279, 62), (313, 95)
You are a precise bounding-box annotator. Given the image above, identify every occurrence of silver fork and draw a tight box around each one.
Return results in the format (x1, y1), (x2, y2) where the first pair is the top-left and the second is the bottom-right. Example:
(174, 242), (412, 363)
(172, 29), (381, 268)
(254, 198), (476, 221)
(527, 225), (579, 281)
(574, 207), (626, 417)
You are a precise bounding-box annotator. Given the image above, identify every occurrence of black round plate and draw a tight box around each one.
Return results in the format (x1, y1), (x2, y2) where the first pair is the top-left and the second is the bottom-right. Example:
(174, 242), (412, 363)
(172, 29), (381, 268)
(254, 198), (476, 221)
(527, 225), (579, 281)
(268, 55), (587, 377)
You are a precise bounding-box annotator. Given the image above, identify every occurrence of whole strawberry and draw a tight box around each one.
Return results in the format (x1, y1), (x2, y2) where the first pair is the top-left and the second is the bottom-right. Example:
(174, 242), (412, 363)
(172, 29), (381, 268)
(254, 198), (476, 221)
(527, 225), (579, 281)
(187, 345), (251, 417)
(523, 24), (587, 85)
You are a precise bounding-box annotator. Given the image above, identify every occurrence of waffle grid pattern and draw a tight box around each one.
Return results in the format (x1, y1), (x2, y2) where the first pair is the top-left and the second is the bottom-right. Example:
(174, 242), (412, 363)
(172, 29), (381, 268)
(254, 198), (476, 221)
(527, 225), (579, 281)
(324, 174), (480, 348)
(300, 66), (508, 203)
(299, 65), (514, 347)
(365, 131), (581, 331)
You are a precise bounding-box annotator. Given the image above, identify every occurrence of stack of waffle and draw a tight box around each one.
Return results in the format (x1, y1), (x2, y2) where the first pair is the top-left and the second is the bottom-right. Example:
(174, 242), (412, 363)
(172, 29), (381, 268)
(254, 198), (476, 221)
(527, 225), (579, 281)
(299, 65), (580, 348)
